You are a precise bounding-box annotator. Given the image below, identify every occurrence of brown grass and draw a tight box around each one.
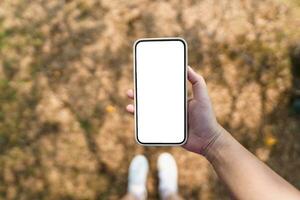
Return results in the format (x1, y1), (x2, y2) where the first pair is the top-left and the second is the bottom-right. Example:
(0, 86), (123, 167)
(0, 0), (299, 199)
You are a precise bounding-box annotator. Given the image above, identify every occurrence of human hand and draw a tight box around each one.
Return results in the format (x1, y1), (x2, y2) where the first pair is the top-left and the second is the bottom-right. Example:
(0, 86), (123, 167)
(126, 66), (223, 156)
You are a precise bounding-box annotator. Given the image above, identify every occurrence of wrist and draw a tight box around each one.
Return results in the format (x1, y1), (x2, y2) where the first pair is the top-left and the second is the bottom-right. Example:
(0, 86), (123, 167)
(204, 125), (229, 161)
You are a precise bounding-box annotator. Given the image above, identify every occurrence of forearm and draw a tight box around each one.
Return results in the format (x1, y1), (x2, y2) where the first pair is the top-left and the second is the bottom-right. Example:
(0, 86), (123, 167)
(206, 127), (300, 200)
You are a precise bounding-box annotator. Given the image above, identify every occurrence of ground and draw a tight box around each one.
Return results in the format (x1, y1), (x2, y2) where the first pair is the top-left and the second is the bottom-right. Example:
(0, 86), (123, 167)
(0, 0), (299, 199)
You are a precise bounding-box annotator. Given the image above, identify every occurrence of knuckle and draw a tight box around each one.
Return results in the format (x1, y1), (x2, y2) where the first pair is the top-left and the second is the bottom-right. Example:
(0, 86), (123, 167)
(197, 74), (205, 82)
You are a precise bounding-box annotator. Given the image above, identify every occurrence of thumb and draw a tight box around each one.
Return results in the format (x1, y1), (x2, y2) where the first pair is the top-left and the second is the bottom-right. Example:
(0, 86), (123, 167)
(188, 66), (208, 100)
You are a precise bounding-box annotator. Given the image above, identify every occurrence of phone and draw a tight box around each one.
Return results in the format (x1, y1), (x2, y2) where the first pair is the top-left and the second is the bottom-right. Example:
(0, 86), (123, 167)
(133, 38), (187, 145)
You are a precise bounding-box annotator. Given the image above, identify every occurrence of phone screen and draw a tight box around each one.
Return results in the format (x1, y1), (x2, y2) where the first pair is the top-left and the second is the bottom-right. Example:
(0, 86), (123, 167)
(134, 38), (187, 145)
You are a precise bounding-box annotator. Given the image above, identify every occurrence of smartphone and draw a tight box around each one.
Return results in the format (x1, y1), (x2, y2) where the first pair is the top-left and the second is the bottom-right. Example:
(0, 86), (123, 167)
(133, 38), (187, 145)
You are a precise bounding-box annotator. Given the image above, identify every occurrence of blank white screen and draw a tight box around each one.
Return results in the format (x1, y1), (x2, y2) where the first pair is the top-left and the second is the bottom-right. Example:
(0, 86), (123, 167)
(135, 39), (186, 144)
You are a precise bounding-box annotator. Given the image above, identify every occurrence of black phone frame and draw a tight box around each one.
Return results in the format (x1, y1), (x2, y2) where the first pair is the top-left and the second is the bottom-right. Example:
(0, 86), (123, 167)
(133, 38), (188, 146)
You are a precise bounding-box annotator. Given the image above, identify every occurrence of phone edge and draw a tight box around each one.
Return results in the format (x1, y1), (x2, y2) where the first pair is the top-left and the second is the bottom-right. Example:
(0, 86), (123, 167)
(133, 37), (188, 146)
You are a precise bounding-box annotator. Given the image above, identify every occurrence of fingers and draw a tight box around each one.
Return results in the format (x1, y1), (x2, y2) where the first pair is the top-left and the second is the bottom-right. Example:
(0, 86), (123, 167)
(126, 89), (134, 114)
(127, 89), (134, 99)
(188, 66), (207, 100)
(126, 104), (134, 114)
(126, 67), (206, 112)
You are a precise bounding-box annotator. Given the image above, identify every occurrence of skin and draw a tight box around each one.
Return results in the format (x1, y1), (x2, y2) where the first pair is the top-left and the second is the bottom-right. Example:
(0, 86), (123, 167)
(126, 66), (300, 200)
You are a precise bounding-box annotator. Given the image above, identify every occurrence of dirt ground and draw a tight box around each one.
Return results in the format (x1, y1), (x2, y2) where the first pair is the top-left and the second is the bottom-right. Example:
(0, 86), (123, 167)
(0, 0), (299, 199)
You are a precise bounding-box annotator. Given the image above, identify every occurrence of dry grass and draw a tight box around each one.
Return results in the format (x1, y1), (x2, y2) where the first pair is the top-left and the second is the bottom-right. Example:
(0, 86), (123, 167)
(0, 0), (299, 199)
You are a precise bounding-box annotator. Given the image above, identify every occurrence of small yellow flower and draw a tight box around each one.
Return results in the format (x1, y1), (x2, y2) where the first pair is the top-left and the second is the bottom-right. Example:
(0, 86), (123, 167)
(264, 135), (277, 147)
(106, 105), (116, 113)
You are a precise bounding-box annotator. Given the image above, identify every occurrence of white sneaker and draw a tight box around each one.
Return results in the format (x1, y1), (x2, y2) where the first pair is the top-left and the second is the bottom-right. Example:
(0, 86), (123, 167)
(128, 155), (149, 200)
(157, 153), (178, 200)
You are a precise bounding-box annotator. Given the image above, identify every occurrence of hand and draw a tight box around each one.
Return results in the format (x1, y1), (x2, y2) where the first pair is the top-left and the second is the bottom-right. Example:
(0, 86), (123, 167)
(126, 66), (223, 156)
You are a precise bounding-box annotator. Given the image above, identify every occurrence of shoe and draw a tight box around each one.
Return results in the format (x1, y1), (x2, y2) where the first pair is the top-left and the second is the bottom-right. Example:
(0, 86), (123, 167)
(128, 155), (149, 200)
(157, 153), (178, 200)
